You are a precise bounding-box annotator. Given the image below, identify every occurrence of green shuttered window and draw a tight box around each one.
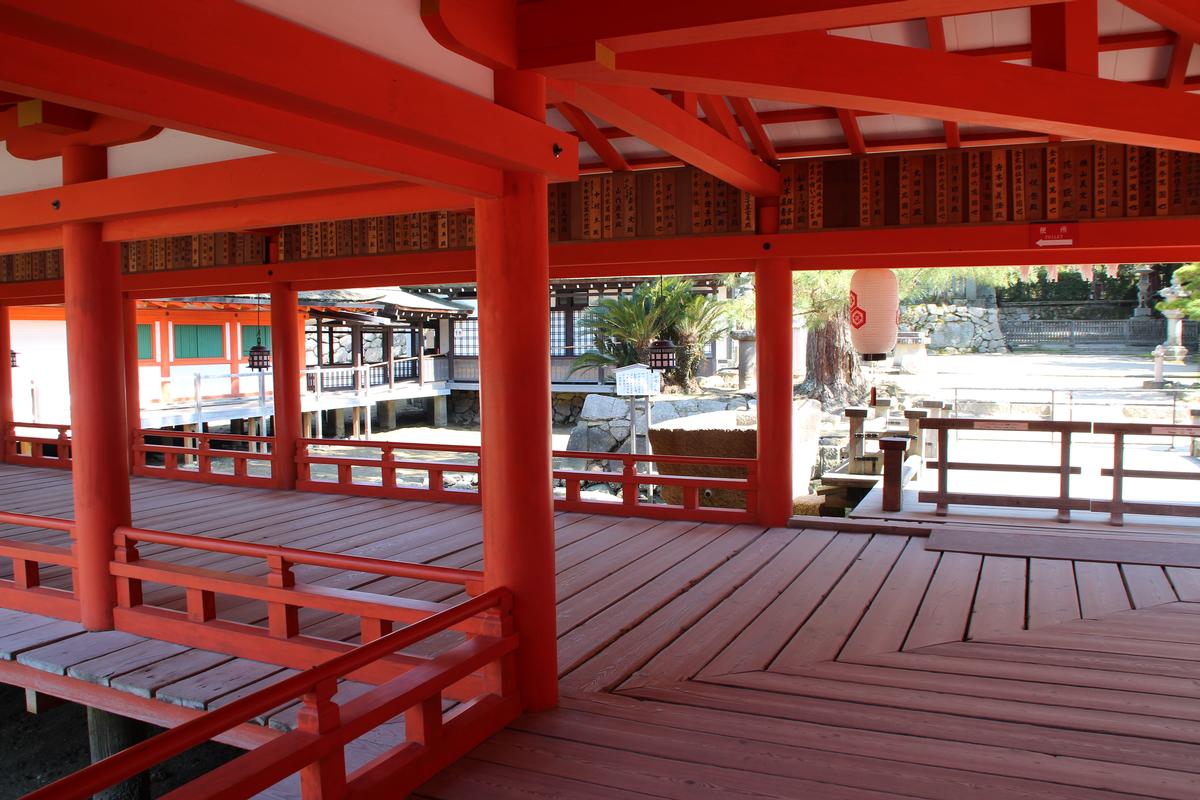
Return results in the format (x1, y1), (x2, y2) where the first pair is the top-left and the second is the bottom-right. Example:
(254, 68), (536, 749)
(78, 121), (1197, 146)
(241, 325), (271, 357)
(136, 324), (154, 360)
(174, 324), (224, 359)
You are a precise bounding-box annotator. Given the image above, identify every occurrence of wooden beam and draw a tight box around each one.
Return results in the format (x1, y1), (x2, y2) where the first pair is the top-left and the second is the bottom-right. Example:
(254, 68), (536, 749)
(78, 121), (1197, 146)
(1030, 1), (1098, 74)
(1166, 34), (1193, 90)
(835, 108), (866, 156)
(553, 102), (631, 171)
(0, 155), (408, 233)
(0, 0), (575, 185)
(729, 97), (778, 162)
(15, 98), (91, 133)
(924, 17), (961, 149)
(607, 32), (1200, 153)
(1122, 0), (1200, 46)
(420, 0), (517, 70)
(696, 94), (744, 143)
(560, 81), (780, 195)
(518, 0), (1066, 73)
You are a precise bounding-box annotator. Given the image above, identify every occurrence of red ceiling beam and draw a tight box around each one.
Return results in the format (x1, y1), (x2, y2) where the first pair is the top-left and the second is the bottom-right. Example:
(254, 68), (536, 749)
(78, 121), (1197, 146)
(1030, 1), (1098, 74)
(0, 155), (411, 233)
(518, 0), (1066, 74)
(1121, 1), (1200, 46)
(606, 33), (1200, 153)
(1165, 35), (1193, 90)
(834, 108), (866, 156)
(728, 97), (779, 163)
(696, 95), (744, 144)
(103, 184), (468, 242)
(557, 81), (780, 195)
(0, 0), (576, 189)
(420, 0), (517, 70)
(0, 30), (502, 198)
(553, 102), (631, 171)
(924, 17), (961, 149)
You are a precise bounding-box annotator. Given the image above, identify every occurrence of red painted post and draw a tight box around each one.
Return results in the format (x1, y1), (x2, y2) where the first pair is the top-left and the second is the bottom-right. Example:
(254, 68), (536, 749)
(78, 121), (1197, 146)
(270, 282), (300, 490)
(122, 296), (141, 470)
(0, 304), (13, 457)
(476, 69), (558, 712)
(755, 200), (795, 527)
(880, 436), (908, 512)
(62, 144), (131, 630)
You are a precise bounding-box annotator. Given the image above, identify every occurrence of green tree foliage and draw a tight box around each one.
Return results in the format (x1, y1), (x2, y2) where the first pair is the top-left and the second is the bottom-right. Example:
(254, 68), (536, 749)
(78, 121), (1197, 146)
(569, 277), (731, 391)
(1158, 262), (1200, 319)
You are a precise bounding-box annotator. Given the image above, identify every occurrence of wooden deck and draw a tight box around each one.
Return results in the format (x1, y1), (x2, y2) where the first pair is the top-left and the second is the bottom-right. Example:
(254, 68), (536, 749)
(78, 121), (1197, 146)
(1, 464), (1200, 797)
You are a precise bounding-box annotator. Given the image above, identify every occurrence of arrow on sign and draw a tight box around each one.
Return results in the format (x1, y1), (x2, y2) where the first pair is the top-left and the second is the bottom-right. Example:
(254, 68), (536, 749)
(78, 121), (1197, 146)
(1035, 238), (1074, 247)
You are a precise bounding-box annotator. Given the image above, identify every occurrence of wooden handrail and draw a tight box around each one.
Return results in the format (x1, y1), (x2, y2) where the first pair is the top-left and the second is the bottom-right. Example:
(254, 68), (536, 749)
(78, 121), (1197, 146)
(116, 526), (482, 587)
(24, 589), (511, 800)
(0, 510), (74, 533)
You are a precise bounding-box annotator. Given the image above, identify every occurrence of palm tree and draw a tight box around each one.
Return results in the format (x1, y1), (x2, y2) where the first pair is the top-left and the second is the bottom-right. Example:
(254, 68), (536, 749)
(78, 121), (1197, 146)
(568, 292), (667, 375)
(670, 294), (728, 392)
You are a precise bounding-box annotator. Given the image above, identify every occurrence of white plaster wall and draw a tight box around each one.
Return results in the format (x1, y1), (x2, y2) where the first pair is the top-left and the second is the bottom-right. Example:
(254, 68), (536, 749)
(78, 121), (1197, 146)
(10, 320), (70, 424)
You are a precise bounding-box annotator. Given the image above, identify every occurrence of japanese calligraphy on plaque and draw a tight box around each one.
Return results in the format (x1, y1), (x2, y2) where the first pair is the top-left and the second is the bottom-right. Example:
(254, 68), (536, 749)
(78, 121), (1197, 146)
(1045, 146), (1060, 220)
(934, 153), (949, 224)
(1126, 145), (1140, 217)
(807, 162), (823, 229)
(1094, 144), (1108, 218)
(1011, 149), (1026, 221)
(1156, 148), (1170, 216)
(967, 151), (981, 223)
(991, 150), (1007, 222)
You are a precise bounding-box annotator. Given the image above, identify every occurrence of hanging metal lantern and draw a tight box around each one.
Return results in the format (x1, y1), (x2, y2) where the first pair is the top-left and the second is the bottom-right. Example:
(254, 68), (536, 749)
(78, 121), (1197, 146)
(248, 342), (271, 371)
(648, 339), (677, 371)
(848, 268), (899, 362)
(8, 350), (16, 368)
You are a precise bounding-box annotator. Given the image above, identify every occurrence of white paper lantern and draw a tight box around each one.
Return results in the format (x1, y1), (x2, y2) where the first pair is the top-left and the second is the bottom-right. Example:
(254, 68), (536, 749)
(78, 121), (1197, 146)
(848, 268), (899, 362)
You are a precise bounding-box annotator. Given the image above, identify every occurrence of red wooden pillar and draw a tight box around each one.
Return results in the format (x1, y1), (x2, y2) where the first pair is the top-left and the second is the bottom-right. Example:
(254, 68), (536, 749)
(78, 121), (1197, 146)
(270, 282), (301, 490)
(62, 144), (131, 630)
(755, 200), (795, 526)
(122, 296), (141, 469)
(476, 70), (558, 712)
(0, 304), (12, 450)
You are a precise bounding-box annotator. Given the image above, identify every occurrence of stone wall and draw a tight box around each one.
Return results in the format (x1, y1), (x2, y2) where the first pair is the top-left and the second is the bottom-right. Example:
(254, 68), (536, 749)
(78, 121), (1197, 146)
(901, 302), (1008, 353)
(447, 390), (590, 428)
(997, 300), (1135, 322)
(306, 330), (398, 364)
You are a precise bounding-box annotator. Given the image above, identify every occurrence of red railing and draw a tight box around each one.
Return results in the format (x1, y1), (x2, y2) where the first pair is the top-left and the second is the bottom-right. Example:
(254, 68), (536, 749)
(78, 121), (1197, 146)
(554, 450), (758, 523)
(110, 525), (490, 683)
(296, 438), (480, 504)
(296, 438), (759, 523)
(133, 428), (276, 488)
(26, 588), (518, 800)
(4, 422), (72, 469)
(0, 511), (77, 620)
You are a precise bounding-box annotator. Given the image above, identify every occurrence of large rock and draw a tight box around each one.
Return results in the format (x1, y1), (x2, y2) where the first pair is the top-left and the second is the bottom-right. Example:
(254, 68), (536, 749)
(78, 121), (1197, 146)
(580, 394), (630, 421)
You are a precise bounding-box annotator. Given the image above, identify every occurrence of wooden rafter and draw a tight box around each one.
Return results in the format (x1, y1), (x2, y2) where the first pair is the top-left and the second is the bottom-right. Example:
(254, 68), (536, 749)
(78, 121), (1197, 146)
(728, 97), (778, 162)
(834, 108), (866, 156)
(1122, 0), (1200, 46)
(556, 81), (780, 195)
(553, 102), (630, 171)
(1165, 34), (1193, 91)
(606, 32), (1200, 153)
(924, 17), (960, 149)
(696, 94), (744, 143)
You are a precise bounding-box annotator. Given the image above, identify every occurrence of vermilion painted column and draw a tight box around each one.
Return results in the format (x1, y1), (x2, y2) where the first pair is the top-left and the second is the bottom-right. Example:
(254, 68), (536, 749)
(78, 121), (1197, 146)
(270, 282), (300, 490)
(755, 200), (794, 527)
(0, 305), (13, 445)
(62, 144), (131, 630)
(476, 70), (558, 711)
(122, 296), (141, 469)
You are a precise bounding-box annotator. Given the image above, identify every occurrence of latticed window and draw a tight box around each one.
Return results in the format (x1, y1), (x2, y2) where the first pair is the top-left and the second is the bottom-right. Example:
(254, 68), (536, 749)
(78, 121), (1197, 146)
(174, 324), (224, 359)
(573, 309), (597, 354)
(550, 310), (567, 356)
(453, 318), (479, 356)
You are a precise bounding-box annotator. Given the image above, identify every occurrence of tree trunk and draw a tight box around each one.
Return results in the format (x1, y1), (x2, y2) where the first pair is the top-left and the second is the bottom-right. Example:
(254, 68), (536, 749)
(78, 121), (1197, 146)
(798, 312), (866, 409)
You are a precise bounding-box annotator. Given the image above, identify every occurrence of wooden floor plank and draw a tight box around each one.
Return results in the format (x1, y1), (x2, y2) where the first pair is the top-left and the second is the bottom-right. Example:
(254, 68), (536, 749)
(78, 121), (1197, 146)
(1122, 564), (1179, 608)
(770, 533), (909, 670)
(1075, 561), (1133, 619)
(1165, 566), (1200, 602)
(1028, 558), (1081, 629)
(700, 532), (869, 676)
(904, 552), (982, 651)
(839, 536), (941, 661)
(967, 556), (1027, 641)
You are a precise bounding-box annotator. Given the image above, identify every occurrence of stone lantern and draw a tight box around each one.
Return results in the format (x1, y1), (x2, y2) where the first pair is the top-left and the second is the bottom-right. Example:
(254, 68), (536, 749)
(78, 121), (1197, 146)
(1159, 272), (1190, 362)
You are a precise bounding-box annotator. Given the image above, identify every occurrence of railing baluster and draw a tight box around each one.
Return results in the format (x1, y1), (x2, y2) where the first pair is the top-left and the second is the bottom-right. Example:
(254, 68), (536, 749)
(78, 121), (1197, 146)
(1110, 431), (1125, 527)
(382, 446), (397, 490)
(296, 678), (346, 800)
(186, 587), (216, 622)
(405, 694), (443, 746)
(114, 532), (142, 607)
(267, 554), (300, 638)
(622, 460), (638, 509)
(360, 617), (393, 643)
(12, 557), (39, 589)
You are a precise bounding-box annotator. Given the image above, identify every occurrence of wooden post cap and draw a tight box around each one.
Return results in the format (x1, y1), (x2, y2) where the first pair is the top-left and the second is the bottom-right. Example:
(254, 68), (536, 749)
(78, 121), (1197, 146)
(844, 407), (869, 418)
(872, 397), (894, 407)
(903, 408), (930, 419)
(879, 436), (909, 451)
(919, 399), (945, 409)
